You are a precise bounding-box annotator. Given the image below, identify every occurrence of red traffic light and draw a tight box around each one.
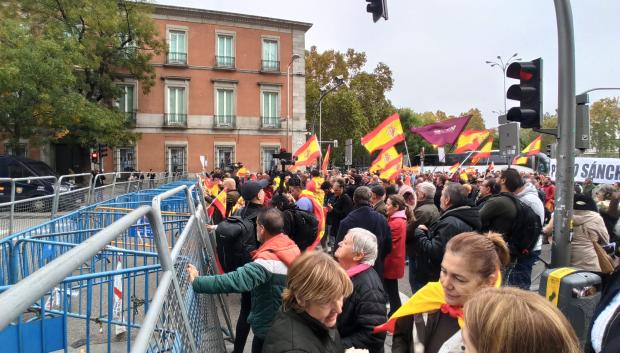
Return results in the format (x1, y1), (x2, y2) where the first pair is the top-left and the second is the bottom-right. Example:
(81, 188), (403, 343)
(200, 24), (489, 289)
(91, 152), (98, 159)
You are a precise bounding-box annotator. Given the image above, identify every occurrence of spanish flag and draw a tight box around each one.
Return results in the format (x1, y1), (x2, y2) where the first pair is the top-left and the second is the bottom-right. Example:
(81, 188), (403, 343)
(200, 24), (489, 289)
(453, 130), (490, 153)
(236, 167), (249, 177)
(321, 145), (331, 177)
(513, 155), (529, 165)
(470, 137), (493, 165)
(361, 113), (405, 154)
(294, 135), (321, 167)
(208, 189), (227, 218)
(379, 154), (403, 181)
(449, 162), (460, 174)
(522, 135), (542, 156)
(369, 147), (400, 173)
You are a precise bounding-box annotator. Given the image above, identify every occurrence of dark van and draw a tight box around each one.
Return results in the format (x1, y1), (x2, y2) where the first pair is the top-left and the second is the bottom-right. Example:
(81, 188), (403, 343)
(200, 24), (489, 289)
(0, 156), (69, 208)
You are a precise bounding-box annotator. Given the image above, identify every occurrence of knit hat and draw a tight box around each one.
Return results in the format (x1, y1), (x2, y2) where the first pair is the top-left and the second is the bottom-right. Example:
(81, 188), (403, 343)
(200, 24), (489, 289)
(573, 193), (598, 212)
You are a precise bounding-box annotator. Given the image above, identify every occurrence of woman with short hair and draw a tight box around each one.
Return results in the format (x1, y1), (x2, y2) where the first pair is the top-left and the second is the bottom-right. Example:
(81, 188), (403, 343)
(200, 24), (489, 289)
(463, 287), (580, 353)
(262, 251), (353, 353)
(379, 231), (510, 353)
(335, 228), (387, 353)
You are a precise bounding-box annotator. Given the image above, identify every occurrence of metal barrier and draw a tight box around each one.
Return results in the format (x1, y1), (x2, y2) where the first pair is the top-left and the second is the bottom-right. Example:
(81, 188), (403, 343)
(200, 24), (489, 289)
(0, 181), (229, 353)
(0, 171), (181, 241)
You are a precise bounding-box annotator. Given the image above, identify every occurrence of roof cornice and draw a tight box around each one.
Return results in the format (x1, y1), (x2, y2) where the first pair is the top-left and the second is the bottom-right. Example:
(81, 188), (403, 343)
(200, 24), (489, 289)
(152, 4), (313, 32)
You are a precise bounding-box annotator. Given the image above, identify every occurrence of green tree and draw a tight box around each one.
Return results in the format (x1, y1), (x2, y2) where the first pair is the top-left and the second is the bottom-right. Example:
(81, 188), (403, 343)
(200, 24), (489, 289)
(305, 46), (395, 167)
(1, 0), (165, 147)
(460, 108), (486, 130)
(590, 97), (620, 156)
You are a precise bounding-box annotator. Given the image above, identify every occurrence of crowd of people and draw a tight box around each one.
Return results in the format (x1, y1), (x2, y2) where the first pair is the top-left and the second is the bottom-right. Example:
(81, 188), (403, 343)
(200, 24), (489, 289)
(190, 166), (620, 353)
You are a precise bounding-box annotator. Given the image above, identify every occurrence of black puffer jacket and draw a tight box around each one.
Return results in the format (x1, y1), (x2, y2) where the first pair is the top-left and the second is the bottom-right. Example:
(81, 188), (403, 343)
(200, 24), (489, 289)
(588, 268), (620, 353)
(336, 204), (392, 281)
(337, 266), (387, 353)
(411, 205), (481, 285)
(263, 309), (343, 353)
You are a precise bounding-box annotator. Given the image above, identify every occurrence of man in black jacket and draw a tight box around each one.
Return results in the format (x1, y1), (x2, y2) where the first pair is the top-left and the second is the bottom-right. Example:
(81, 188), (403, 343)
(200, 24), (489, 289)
(327, 178), (353, 244)
(410, 182), (481, 287)
(335, 227), (387, 353)
(336, 186), (392, 282)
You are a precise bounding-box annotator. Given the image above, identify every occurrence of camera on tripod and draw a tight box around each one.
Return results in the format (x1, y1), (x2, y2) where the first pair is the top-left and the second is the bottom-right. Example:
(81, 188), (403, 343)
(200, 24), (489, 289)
(272, 150), (296, 166)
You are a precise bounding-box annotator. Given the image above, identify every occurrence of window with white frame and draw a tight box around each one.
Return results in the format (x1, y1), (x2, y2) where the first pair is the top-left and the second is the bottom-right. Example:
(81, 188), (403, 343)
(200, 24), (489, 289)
(216, 34), (234, 67)
(168, 30), (187, 64)
(167, 86), (187, 125)
(215, 145), (235, 169)
(261, 90), (280, 127)
(261, 146), (280, 173)
(262, 39), (279, 71)
(117, 84), (136, 122)
(215, 88), (234, 126)
(166, 146), (186, 174)
(116, 147), (136, 172)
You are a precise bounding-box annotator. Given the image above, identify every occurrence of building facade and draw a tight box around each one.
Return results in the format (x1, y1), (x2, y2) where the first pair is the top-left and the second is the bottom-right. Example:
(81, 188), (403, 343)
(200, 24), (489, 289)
(1, 5), (312, 175)
(113, 5), (312, 174)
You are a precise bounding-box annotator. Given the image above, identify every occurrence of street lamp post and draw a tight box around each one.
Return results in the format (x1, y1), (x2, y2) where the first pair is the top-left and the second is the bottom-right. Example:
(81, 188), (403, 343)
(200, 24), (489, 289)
(287, 54), (301, 152)
(316, 75), (346, 146)
(486, 53), (521, 114)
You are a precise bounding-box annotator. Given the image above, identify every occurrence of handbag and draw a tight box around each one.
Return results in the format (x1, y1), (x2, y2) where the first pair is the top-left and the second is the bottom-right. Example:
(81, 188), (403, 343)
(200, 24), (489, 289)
(592, 239), (616, 274)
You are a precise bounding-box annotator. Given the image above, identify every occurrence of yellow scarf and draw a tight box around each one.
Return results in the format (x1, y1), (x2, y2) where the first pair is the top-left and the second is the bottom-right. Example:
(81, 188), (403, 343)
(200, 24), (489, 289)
(374, 272), (501, 333)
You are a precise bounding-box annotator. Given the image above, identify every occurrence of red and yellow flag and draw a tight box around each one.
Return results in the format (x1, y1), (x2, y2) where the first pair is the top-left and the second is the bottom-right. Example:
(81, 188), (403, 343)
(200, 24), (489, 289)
(513, 155), (529, 165)
(454, 130), (490, 153)
(236, 167), (249, 177)
(522, 135), (542, 156)
(361, 113), (405, 153)
(294, 135), (321, 167)
(208, 189), (227, 218)
(449, 162), (460, 174)
(321, 145), (331, 177)
(379, 154), (403, 181)
(369, 147), (400, 173)
(470, 137), (493, 165)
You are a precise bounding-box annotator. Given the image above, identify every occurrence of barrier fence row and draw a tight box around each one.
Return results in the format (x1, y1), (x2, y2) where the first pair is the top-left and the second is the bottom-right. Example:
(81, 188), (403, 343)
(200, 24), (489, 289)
(0, 178), (231, 353)
(0, 171), (188, 238)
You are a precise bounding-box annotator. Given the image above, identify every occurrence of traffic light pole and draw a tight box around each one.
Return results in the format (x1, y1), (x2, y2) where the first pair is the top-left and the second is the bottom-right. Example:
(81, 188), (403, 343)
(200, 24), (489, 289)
(551, 0), (576, 268)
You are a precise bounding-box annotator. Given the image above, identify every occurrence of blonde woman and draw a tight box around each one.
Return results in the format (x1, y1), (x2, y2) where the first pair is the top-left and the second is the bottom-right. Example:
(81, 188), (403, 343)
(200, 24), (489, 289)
(262, 251), (353, 353)
(463, 287), (580, 353)
(377, 232), (510, 353)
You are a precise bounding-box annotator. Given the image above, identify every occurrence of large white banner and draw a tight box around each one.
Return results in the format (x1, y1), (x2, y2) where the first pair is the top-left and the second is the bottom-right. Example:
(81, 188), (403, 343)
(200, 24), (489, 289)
(550, 157), (620, 184)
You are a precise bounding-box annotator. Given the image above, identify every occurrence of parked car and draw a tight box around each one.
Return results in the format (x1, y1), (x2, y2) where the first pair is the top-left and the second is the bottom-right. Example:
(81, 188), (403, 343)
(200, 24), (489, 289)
(0, 155), (72, 211)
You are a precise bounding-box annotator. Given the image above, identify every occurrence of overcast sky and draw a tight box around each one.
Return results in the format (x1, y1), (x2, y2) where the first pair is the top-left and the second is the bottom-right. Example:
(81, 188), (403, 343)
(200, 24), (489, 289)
(156, 0), (620, 128)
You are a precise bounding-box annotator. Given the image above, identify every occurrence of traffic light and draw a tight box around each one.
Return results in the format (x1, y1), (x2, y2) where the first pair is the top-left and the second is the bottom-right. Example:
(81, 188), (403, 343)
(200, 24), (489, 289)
(91, 151), (99, 163)
(366, 0), (388, 22)
(506, 58), (543, 129)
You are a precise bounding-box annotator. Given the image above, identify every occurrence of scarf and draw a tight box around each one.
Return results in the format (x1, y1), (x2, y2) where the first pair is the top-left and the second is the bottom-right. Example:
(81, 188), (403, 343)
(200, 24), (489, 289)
(373, 271), (501, 333)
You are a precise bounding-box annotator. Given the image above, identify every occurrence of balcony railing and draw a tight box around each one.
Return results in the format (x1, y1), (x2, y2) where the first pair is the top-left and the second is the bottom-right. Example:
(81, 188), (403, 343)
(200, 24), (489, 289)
(215, 56), (235, 69)
(214, 115), (236, 128)
(166, 52), (187, 65)
(260, 117), (282, 129)
(164, 113), (187, 128)
(261, 60), (280, 72)
(124, 111), (137, 126)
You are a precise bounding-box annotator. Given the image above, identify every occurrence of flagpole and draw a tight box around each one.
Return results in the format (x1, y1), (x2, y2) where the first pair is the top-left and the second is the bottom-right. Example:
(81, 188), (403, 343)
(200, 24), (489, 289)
(403, 142), (412, 167)
(449, 150), (476, 178)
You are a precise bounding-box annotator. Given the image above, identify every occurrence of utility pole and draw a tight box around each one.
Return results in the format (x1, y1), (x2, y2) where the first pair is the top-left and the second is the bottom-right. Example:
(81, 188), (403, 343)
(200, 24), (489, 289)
(551, 0), (576, 267)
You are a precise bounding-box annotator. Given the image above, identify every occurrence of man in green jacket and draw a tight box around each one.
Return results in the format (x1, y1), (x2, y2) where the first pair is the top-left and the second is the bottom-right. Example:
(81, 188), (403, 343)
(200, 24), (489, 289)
(187, 207), (301, 353)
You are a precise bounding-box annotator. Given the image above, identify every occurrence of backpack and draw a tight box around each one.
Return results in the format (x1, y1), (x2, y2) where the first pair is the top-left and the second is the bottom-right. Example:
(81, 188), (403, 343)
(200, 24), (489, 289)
(502, 194), (542, 258)
(282, 207), (319, 251)
(214, 214), (258, 272)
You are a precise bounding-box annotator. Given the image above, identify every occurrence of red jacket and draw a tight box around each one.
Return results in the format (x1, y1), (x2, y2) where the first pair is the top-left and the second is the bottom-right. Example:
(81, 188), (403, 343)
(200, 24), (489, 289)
(384, 210), (407, 279)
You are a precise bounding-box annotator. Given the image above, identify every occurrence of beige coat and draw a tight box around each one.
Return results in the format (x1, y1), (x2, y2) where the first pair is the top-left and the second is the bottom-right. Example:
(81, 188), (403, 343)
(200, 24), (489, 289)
(571, 210), (610, 272)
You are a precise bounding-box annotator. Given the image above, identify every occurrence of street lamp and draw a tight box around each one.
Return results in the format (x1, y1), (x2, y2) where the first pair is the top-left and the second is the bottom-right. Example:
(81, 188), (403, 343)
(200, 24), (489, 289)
(485, 53), (521, 114)
(287, 54), (301, 152)
(315, 75), (347, 146)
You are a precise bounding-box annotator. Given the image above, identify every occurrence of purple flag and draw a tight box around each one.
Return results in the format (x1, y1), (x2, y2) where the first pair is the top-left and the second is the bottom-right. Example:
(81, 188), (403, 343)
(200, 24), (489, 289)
(409, 115), (471, 146)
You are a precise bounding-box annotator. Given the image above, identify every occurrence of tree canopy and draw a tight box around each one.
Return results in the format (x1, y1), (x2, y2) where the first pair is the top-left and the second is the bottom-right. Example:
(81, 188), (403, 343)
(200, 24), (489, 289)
(0, 0), (165, 148)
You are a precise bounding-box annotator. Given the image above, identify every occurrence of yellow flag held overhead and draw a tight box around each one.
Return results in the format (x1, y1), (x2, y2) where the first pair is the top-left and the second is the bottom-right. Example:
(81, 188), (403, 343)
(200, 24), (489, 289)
(361, 113), (405, 153)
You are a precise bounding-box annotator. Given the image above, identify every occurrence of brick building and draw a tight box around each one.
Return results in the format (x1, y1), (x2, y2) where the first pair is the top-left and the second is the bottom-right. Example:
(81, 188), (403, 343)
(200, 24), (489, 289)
(2, 5), (312, 175)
